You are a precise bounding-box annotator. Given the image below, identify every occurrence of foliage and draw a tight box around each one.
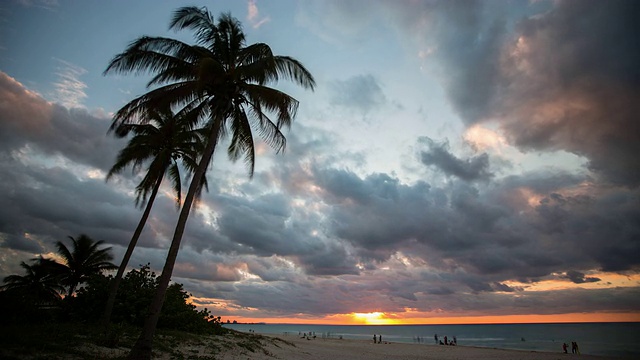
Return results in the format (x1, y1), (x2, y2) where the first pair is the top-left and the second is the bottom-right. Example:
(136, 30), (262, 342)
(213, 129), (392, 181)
(101, 106), (209, 327)
(54, 234), (118, 297)
(72, 264), (226, 335)
(0, 256), (65, 303)
(1, 235), (117, 326)
(107, 106), (207, 209)
(0, 257), (65, 325)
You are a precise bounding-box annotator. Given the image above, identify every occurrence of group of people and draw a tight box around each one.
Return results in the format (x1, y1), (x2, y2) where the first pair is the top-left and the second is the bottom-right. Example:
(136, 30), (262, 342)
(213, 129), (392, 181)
(434, 334), (457, 346)
(372, 334), (383, 344)
(562, 341), (580, 354)
(300, 332), (317, 340)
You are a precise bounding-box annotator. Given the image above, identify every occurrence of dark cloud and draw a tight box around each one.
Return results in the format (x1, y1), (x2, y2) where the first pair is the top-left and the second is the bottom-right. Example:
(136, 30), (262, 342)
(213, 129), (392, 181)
(494, 0), (640, 186)
(0, 72), (123, 172)
(418, 137), (493, 181)
(564, 270), (601, 284)
(0, 72), (191, 257)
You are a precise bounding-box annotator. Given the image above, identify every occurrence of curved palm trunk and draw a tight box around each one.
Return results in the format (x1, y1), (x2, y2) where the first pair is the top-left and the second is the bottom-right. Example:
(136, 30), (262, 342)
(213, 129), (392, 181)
(127, 121), (221, 360)
(101, 175), (164, 328)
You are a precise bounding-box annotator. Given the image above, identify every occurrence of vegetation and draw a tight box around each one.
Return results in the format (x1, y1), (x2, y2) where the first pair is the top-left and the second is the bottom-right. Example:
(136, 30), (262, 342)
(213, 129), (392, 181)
(54, 234), (119, 297)
(0, 322), (276, 360)
(102, 106), (207, 327)
(0, 238), (226, 341)
(104, 6), (315, 359)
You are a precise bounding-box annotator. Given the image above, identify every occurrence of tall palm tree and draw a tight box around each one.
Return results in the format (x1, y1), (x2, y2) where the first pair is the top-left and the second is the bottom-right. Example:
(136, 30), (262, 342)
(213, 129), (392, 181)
(1, 256), (65, 303)
(101, 106), (206, 327)
(55, 234), (117, 297)
(104, 7), (315, 359)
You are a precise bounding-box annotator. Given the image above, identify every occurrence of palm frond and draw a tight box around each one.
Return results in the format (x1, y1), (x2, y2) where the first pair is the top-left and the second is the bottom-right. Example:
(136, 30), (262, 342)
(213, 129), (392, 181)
(104, 36), (199, 77)
(227, 107), (256, 177)
(170, 6), (218, 46)
(243, 83), (299, 127)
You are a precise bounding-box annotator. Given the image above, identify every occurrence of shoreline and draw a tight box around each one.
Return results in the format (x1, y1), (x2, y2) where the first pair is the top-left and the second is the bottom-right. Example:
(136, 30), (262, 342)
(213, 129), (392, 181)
(215, 334), (623, 360)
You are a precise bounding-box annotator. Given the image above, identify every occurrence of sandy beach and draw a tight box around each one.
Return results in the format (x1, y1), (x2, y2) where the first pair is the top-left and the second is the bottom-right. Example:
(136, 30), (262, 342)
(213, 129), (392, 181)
(215, 335), (614, 360)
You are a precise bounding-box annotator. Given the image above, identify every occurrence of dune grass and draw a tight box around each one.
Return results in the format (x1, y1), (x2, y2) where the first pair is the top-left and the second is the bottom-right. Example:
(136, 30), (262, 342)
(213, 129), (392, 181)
(0, 322), (278, 359)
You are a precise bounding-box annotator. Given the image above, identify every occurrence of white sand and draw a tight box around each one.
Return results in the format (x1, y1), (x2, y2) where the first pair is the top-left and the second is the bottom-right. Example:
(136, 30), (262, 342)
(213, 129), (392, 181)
(216, 335), (613, 360)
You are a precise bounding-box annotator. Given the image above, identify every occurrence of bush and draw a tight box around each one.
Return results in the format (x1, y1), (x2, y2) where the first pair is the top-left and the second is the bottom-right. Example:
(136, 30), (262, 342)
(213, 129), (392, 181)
(72, 264), (225, 335)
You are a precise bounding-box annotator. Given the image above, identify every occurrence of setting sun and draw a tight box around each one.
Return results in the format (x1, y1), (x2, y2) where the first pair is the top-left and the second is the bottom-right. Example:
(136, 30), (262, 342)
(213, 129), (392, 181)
(353, 312), (398, 325)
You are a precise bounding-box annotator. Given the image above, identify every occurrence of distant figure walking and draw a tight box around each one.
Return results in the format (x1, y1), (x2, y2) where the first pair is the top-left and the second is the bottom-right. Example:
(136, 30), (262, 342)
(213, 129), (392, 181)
(444, 336), (448, 345)
(373, 334), (377, 344)
(434, 334), (438, 344)
(562, 342), (568, 353)
(378, 334), (382, 344)
(572, 341), (580, 354)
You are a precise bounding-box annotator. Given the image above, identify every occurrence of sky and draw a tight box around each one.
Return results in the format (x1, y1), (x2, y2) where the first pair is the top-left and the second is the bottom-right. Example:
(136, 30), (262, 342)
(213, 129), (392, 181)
(0, 0), (639, 325)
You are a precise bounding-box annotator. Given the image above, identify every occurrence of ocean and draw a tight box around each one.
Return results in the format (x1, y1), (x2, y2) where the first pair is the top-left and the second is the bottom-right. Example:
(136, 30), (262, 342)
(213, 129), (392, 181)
(223, 322), (640, 358)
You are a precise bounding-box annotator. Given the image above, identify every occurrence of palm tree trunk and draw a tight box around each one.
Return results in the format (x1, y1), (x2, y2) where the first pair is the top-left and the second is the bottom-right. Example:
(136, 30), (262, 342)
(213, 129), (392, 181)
(127, 121), (221, 360)
(101, 175), (164, 328)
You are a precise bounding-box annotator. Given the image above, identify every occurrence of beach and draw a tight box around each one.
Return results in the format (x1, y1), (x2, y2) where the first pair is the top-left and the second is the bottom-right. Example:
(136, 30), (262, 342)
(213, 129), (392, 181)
(214, 335), (614, 360)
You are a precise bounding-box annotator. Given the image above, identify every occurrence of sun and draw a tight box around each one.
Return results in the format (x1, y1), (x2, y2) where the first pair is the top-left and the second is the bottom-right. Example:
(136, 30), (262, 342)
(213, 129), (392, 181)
(353, 312), (397, 325)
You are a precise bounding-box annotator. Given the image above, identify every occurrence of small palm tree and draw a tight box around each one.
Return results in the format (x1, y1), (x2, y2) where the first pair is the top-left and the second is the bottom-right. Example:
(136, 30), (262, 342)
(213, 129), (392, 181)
(105, 7), (314, 359)
(1, 256), (65, 304)
(101, 106), (206, 326)
(55, 234), (117, 297)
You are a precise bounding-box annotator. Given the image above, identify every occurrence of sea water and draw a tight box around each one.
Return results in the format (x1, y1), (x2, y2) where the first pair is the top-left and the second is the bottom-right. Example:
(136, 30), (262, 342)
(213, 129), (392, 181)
(223, 322), (640, 358)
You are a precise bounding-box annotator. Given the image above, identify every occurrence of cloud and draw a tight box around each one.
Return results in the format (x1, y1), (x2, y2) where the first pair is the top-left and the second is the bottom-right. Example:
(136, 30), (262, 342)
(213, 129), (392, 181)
(247, 0), (270, 29)
(0, 72), (121, 171)
(15, 0), (58, 10)
(492, 0), (640, 186)
(564, 270), (601, 284)
(330, 74), (386, 114)
(51, 58), (88, 109)
(418, 137), (493, 181)
(314, 0), (640, 186)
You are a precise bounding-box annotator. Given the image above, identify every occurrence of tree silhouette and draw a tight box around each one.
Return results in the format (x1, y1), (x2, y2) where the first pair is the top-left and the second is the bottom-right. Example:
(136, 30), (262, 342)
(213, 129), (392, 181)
(101, 106), (206, 327)
(55, 234), (117, 297)
(1, 256), (65, 304)
(104, 6), (315, 359)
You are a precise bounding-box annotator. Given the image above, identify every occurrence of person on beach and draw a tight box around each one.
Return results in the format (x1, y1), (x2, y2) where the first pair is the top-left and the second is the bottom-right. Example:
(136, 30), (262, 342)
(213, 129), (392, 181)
(563, 342), (568, 353)
(453, 336), (457, 345)
(373, 334), (377, 344)
(444, 336), (448, 345)
(435, 334), (438, 344)
(378, 334), (382, 344)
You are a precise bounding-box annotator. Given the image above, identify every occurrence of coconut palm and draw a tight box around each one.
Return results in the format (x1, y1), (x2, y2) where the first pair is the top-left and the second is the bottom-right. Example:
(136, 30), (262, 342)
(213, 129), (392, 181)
(1, 256), (65, 303)
(55, 234), (117, 297)
(101, 106), (207, 327)
(104, 6), (315, 359)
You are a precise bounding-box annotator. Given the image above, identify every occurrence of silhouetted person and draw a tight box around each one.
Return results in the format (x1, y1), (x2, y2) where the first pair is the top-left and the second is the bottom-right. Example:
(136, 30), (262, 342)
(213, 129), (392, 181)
(373, 334), (377, 344)
(378, 334), (382, 344)
(563, 342), (568, 353)
(453, 336), (457, 345)
(444, 336), (448, 345)
(434, 333), (438, 344)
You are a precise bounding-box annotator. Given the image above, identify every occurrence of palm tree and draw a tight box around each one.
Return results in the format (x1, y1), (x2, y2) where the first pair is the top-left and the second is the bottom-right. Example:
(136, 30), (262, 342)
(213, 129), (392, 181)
(55, 234), (118, 297)
(101, 106), (206, 327)
(1, 256), (65, 304)
(104, 7), (315, 359)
